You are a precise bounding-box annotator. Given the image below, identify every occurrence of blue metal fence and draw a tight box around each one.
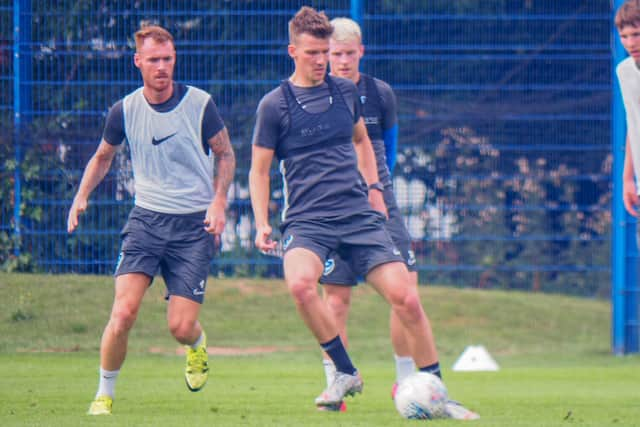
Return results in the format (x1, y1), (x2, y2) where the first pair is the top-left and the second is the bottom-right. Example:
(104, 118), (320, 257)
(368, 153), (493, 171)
(0, 1), (613, 296)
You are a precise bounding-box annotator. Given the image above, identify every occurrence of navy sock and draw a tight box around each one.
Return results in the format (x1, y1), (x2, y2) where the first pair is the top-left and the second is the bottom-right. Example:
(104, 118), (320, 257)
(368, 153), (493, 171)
(419, 362), (442, 379)
(320, 336), (356, 375)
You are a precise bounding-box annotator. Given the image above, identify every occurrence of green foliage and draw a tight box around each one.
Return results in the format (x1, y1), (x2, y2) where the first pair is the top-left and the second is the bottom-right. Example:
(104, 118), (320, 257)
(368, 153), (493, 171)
(398, 126), (610, 295)
(69, 322), (88, 334)
(9, 309), (33, 322)
(0, 120), (79, 272)
(8, 286), (34, 322)
(0, 140), (38, 272)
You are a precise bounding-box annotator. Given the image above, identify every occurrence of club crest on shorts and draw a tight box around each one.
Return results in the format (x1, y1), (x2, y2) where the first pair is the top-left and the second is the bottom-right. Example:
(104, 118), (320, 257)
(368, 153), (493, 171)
(393, 247), (401, 256)
(192, 279), (206, 296)
(408, 250), (416, 266)
(323, 258), (335, 276)
(114, 251), (124, 272)
(282, 234), (294, 250)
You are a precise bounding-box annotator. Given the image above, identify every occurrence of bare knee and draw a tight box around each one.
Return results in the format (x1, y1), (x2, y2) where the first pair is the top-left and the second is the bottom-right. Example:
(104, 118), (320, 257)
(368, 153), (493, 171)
(288, 276), (319, 307)
(108, 304), (139, 336)
(391, 289), (424, 323)
(403, 292), (424, 316)
(168, 318), (197, 342)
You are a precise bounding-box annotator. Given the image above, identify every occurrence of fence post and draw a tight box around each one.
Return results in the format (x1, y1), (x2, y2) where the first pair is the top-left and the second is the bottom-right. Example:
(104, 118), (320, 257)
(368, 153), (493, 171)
(350, 0), (364, 24)
(612, 0), (639, 355)
(12, 0), (31, 258)
(625, 215), (639, 352)
(12, 0), (22, 257)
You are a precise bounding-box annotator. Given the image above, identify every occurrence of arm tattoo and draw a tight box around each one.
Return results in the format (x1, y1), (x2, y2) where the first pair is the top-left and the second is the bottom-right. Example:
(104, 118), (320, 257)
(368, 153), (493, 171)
(209, 127), (236, 198)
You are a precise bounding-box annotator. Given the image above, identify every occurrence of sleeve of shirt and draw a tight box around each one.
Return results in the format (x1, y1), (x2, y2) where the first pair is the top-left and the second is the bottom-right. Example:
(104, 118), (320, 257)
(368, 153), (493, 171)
(377, 79), (399, 172)
(384, 124), (398, 173)
(251, 90), (282, 151)
(201, 97), (225, 142)
(102, 100), (125, 145)
(376, 79), (398, 130)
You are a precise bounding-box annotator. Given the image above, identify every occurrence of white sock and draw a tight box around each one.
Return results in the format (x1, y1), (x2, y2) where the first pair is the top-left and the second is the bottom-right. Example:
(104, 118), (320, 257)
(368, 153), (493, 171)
(96, 367), (119, 399)
(189, 332), (204, 350)
(394, 354), (416, 384)
(322, 358), (336, 388)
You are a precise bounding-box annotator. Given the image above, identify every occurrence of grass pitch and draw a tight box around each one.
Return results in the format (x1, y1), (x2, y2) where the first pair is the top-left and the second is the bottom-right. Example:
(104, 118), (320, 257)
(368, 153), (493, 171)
(0, 273), (638, 426)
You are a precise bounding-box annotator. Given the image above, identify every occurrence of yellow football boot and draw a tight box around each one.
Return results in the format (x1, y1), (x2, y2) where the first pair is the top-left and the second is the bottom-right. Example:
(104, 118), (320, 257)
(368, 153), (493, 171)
(185, 331), (209, 391)
(87, 395), (113, 415)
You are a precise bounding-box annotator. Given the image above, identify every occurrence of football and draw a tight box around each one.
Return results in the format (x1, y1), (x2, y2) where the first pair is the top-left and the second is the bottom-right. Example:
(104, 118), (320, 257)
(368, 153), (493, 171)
(394, 372), (448, 420)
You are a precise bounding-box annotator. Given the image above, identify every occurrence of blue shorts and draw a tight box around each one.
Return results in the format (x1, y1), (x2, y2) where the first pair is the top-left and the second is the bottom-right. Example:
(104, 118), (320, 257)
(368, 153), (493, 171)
(281, 210), (404, 280)
(114, 206), (216, 304)
(319, 187), (416, 286)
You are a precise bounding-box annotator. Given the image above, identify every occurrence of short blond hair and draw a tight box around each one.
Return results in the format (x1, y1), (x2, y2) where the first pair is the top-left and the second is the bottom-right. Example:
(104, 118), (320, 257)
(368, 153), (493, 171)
(134, 25), (174, 52)
(330, 17), (362, 43)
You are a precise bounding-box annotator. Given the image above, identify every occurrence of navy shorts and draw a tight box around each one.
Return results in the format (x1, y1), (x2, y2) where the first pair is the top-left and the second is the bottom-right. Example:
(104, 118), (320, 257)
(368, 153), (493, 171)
(114, 206), (216, 304)
(281, 209), (404, 280)
(319, 187), (416, 286)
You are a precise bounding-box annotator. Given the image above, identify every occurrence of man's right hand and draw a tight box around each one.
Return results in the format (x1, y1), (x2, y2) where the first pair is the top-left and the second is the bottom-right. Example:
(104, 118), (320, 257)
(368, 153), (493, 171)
(368, 187), (388, 218)
(67, 197), (88, 233)
(623, 179), (640, 217)
(255, 224), (277, 252)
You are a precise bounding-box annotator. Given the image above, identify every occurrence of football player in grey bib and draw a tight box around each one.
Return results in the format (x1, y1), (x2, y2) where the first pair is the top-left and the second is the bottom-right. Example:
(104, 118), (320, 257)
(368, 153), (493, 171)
(68, 25), (235, 415)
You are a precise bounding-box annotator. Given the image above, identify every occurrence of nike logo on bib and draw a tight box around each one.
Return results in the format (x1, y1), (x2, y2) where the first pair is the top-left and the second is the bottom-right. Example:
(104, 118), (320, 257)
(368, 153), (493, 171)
(151, 132), (177, 145)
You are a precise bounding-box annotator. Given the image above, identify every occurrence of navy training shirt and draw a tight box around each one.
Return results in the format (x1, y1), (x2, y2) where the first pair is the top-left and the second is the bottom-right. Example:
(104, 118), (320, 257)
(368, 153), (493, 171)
(252, 75), (371, 226)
